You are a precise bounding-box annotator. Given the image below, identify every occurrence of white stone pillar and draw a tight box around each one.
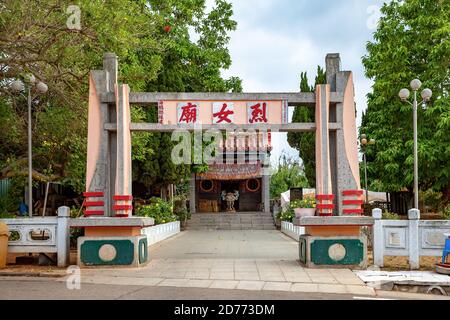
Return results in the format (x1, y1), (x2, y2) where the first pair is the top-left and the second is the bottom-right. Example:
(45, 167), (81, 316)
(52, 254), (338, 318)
(408, 208), (420, 269)
(189, 173), (196, 213)
(114, 84), (132, 217)
(57, 206), (70, 267)
(372, 208), (384, 267)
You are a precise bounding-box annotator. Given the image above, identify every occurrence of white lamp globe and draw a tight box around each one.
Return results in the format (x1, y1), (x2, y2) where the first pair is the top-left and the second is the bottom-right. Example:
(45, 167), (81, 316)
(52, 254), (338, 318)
(369, 139), (376, 145)
(11, 80), (24, 93)
(421, 88), (432, 101)
(410, 79), (422, 91)
(36, 81), (48, 94)
(399, 88), (410, 101)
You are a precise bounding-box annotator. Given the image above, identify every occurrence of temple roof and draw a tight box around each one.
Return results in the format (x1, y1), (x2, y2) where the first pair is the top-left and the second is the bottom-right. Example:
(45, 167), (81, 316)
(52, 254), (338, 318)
(197, 162), (262, 180)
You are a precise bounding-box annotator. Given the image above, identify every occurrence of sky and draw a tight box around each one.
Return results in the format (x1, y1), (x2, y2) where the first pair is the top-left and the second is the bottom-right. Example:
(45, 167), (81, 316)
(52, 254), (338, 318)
(208, 0), (386, 166)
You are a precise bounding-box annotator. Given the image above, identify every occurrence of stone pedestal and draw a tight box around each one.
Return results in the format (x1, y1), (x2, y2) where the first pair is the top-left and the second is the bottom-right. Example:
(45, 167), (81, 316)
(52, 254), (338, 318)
(71, 217), (154, 267)
(295, 216), (374, 270)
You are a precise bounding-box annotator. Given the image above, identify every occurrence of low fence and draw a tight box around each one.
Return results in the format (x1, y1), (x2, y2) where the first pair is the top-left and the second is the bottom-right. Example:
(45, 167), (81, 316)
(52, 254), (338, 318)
(0, 206), (70, 267)
(141, 221), (180, 246)
(372, 208), (450, 269)
(280, 221), (304, 241)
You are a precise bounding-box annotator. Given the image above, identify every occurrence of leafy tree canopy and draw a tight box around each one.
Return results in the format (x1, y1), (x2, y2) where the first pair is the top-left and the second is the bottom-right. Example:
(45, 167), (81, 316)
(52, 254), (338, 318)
(0, 0), (242, 197)
(361, 0), (450, 194)
(269, 154), (309, 199)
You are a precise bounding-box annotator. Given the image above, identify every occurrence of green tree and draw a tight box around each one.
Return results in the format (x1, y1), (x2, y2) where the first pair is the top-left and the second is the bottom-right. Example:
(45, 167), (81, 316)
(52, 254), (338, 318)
(287, 66), (326, 187)
(361, 0), (450, 198)
(132, 0), (242, 191)
(0, 0), (242, 210)
(270, 154), (309, 199)
(0, 0), (164, 193)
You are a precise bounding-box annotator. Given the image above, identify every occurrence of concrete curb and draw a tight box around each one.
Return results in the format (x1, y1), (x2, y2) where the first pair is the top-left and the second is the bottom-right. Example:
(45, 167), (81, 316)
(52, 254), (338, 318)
(0, 271), (65, 278)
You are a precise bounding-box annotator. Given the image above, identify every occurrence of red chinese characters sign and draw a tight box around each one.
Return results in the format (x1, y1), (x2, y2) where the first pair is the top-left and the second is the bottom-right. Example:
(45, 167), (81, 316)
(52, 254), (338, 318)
(166, 100), (286, 125)
(177, 102), (198, 124)
(247, 102), (268, 123)
(213, 102), (234, 124)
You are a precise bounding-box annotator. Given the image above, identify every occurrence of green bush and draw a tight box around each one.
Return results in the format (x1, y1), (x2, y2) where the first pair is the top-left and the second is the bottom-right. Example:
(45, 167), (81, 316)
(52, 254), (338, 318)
(135, 197), (177, 225)
(290, 197), (316, 209)
(0, 212), (16, 218)
(441, 205), (450, 220)
(278, 208), (294, 222)
(0, 178), (24, 214)
(420, 189), (443, 213)
(382, 211), (400, 220)
(173, 195), (190, 222)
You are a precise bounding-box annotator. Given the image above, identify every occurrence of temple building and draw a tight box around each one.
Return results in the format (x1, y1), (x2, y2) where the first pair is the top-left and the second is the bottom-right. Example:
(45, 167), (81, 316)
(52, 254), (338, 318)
(193, 131), (272, 213)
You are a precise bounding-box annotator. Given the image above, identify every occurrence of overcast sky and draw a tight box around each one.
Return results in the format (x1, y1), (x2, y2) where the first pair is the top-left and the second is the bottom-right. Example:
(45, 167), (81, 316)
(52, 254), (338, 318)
(211, 0), (386, 166)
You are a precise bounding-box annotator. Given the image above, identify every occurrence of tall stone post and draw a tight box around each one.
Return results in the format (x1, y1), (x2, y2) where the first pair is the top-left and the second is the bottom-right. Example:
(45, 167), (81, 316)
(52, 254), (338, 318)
(104, 53), (118, 216)
(114, 84), (132, 217)
(189, 173), (196, 214)
(57, 206), (70, 267)
(326, 53), (360, 215)
(372, 208), (384, 267)
(408, 208), (420, 269)
(85, 52), (118, 216)
(262, 173), (270, 213)
(315, 84), (333, 214)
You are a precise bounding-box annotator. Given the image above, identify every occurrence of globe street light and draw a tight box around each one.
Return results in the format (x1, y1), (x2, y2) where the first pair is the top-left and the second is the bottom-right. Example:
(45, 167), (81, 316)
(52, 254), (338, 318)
(10, 75), (48, 217)
(360, 134), (375, 204)
(399, 79), (432, 210)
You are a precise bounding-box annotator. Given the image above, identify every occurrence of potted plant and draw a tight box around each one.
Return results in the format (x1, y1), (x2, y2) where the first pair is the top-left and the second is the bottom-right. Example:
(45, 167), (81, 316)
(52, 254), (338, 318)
(290, 198), (316, 218)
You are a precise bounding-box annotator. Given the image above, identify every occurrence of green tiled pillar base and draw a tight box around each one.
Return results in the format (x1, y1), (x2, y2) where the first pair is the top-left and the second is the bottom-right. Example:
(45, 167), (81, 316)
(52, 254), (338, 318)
(78, 235), (148, 267)
(299, 235), (367, 269)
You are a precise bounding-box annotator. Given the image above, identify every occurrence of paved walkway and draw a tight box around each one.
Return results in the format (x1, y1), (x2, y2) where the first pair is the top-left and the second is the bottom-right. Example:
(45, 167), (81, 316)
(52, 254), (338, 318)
(75, 230), (375, 296)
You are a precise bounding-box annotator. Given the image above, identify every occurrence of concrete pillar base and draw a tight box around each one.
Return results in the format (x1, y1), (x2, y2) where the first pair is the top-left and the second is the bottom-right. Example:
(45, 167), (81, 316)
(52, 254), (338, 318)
(77, 235), (148, 267)
(299, 234), (368, 269)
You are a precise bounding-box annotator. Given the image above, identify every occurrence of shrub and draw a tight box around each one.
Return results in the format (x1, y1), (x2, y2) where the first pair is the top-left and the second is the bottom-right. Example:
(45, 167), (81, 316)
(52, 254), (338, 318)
(135, 197), (177, 225)
(442, 205), (450, 220)
(290, 197), (316, 209)
(0, 212), (16, 218)
(173, 195), (190, 222)
(279, 208), (294, 222)
(420, 189), (443, 213)
(382, 211), (400, 220)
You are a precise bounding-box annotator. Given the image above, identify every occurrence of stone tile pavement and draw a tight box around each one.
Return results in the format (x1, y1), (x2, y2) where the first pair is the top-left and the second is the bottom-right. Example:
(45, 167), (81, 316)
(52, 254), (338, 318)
(69, 230), (375, 296)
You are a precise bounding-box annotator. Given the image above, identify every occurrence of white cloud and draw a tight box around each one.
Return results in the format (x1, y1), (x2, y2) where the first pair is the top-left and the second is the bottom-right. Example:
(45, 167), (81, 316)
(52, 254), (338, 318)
(219, 0), (380, 166)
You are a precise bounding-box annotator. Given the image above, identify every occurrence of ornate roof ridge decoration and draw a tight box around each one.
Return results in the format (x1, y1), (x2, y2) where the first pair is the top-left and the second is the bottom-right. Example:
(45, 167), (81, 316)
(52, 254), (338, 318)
(198, 161), (262, 180)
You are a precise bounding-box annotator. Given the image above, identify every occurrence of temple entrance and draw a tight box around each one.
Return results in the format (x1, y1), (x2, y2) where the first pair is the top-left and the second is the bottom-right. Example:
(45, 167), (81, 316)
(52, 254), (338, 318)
(220, 181), (240, 211)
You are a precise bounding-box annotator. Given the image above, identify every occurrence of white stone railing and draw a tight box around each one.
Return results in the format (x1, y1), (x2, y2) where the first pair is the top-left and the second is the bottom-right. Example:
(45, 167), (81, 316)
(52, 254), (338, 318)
(372, 208), (450, 269)
(0, 206), (70, 267)
(281, 221), (304, 241)
(141, 221), (180, 246)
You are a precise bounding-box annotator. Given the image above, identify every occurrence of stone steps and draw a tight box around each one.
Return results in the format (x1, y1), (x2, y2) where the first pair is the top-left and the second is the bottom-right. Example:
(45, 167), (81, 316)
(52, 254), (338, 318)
(187, 212), (276, 230)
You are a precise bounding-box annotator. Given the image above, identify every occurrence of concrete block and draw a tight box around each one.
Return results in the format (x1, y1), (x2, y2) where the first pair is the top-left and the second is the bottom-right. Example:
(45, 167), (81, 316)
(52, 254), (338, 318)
(299, 234), (367, 269)
(77, 235), (148, 267)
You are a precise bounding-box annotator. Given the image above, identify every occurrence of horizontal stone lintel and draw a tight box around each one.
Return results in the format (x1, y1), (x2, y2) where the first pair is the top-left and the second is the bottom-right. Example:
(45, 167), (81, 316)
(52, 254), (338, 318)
(294, 216), (375, 226)
(70, 217), (154, 228)
(104, 123), (341, 132)
(100, 92), (344, 106)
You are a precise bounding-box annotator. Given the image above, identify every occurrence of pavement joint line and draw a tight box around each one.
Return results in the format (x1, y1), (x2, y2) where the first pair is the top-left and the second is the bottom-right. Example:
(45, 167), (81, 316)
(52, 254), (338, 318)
(353, 296), (393, 300)
(114, 285), (148, 300)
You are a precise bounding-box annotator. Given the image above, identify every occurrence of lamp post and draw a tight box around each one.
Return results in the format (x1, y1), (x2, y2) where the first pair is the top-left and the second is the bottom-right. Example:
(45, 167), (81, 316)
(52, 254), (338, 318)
(360, 134), (375, 204)
(399, 79), (432, 210)
(10, 75), (48, 217)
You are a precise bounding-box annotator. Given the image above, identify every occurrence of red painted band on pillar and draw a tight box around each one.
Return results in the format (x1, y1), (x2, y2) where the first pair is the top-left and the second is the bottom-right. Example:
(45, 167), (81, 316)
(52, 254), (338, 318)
(113, 195), (133, 201)
(83, 192), (104, 197)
